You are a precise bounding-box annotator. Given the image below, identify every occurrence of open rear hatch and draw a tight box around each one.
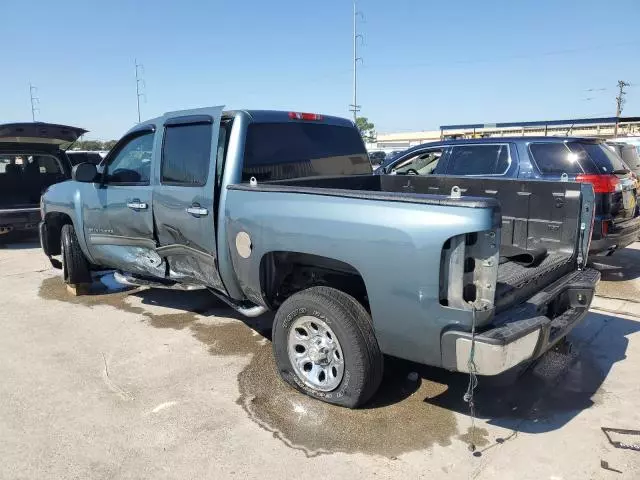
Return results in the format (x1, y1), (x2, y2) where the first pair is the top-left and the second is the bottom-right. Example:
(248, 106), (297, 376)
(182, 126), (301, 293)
(0, 123), (87, 147)
(0, 123), (86, 212)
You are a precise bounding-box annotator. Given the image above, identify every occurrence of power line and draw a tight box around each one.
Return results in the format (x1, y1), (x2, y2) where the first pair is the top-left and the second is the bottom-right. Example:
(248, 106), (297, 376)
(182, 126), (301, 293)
(362, 40), (640, 71)
(29, 83), (39, 122)
(614, 80), (630, 136)
(135, 59), (146, 123)
(349, 0), (363, 122)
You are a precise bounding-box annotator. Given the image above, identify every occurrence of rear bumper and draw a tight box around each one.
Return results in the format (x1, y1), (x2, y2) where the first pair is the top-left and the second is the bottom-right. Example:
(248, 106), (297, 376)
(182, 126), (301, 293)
(0, 207), (40, 234)
(590, 215), (640, 254)
(441, 268), (600, 375)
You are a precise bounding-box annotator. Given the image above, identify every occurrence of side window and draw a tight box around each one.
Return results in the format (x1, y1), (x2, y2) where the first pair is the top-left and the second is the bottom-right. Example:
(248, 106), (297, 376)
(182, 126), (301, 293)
(448, 144), (510, 175)
(106, 132), (154, 184)
(161, 122), (213, 186)
(529, 143), (584, 174)
(392, 148), (444, 175)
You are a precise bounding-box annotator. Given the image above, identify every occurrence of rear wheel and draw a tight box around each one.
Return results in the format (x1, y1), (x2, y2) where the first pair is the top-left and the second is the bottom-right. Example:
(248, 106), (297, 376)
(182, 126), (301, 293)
(60, 224), (91, 285)
(272, 286), (383, 408)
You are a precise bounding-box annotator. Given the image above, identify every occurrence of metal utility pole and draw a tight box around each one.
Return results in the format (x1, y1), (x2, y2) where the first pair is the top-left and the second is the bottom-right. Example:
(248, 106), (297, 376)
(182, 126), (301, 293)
(349, 0), (362, 123)
(29, 83), (39, 122)
(135, 59), (145, 123)
(614, 80), (630, 137)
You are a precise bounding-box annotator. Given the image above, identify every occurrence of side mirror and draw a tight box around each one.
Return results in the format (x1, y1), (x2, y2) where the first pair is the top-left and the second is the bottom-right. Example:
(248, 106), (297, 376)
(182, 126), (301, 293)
(72, 162), (99, 183)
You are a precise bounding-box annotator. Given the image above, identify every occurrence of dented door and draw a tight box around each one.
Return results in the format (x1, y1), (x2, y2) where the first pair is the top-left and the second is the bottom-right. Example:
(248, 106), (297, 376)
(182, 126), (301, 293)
(152, 106), (226, 291)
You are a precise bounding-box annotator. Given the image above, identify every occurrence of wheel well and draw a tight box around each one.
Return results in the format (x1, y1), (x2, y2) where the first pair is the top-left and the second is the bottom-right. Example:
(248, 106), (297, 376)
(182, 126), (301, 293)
(260, 252), (369, 311)
(44, 212), (73, 256)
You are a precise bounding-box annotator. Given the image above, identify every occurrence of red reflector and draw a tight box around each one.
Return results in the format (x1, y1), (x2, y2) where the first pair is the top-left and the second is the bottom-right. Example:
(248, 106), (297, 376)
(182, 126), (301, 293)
(602, 220), (609, 237)
(288, 112), (323, 121)
(575, 174), (620, 193)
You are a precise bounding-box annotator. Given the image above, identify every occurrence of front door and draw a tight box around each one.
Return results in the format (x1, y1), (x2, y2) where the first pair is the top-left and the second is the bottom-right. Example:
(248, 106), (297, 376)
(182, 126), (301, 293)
(83, 127), (162, 276)
(152, 106), (226, 291)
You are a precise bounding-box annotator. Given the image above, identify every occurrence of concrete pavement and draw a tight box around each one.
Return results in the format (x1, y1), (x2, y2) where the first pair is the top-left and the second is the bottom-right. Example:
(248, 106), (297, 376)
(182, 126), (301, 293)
(1, 240), (639, 479)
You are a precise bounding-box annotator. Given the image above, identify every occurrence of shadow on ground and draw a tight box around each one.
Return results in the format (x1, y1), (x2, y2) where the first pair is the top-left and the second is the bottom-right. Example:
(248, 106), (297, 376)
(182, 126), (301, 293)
(0, 231), (40, 250)
(591, 246), (640, 282)
(591, 246), (640, 301)
(411, 311), (639, 433)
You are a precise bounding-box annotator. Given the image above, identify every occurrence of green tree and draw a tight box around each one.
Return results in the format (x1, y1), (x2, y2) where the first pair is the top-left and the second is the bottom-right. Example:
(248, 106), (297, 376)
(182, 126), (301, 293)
(71, 139), (118, 151)
(74, 140), (103, 151)
(103, 140), (118, 150)
(356, 117), (376, 143)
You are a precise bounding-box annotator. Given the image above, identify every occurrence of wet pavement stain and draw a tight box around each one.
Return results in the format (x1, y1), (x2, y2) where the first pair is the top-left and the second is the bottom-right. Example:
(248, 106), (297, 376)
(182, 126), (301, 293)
(237, 348), (458, 457)
(39, 274), (462, 458)
(39, 273), (627, 458)
(458, 427), (489, 448)
(38, 275), (271, 357)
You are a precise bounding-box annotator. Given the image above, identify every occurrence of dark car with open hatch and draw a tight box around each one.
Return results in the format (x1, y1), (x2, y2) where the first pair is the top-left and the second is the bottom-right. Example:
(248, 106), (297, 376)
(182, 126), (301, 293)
(0, 122), (85, 241)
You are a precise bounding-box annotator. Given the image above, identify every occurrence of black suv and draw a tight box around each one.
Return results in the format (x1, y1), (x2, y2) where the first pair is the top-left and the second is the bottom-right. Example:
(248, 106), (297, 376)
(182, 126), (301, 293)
(377, 136), (640, 255)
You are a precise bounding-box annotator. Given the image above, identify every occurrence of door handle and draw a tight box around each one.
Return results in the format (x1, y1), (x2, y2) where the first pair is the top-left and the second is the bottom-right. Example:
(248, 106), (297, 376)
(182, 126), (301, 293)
(127, 200), (148, 210)
(186, 206), (208, 216)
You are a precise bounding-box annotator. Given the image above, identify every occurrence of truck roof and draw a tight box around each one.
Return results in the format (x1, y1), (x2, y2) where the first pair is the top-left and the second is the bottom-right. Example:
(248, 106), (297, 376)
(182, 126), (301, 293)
(433, 136), (604, 146)
(129, 109), (354, 136)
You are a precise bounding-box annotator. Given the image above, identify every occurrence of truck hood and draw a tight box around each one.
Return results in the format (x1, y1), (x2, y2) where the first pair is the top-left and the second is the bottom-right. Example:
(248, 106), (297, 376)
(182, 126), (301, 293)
(0, 122), (87, 150)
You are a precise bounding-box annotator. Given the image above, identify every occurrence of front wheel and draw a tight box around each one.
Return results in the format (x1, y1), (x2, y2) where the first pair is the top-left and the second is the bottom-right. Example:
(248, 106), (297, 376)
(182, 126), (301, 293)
(60, 224), (91, 285)
(272, 286), (383, 408)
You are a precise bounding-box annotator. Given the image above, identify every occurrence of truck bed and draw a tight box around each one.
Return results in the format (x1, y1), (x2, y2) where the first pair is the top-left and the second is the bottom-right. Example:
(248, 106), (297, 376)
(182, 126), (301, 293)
(244, 174), (589, 313)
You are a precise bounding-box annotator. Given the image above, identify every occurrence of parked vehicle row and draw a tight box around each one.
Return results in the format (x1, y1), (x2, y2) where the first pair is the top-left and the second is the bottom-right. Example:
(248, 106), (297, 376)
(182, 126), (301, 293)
(39, 108), (599, 408)
(376, 137), (640, 255)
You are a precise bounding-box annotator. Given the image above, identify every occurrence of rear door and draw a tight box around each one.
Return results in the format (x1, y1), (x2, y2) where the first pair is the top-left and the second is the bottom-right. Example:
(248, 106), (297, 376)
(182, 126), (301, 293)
(444, 143), (513, 176)
(152, 106), (226, 290)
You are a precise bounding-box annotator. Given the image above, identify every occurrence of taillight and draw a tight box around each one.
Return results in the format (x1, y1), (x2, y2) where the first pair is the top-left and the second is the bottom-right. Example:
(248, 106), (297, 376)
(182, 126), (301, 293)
(288, 112), (323, 121)
(575, 174), (621, 193)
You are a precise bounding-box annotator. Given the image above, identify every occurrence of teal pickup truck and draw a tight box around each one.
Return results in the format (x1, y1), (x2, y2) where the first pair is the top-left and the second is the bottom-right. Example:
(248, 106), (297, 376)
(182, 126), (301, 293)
(39, 107), (599, 407)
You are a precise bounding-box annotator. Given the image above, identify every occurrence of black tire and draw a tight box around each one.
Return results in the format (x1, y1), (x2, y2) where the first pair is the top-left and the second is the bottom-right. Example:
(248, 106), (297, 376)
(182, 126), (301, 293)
(60, 223), (91, 285)
(272, 286), (383, 408)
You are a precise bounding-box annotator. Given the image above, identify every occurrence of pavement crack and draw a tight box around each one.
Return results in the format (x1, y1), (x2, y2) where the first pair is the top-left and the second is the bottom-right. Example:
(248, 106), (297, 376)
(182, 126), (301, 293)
(101, 352), (133, 401)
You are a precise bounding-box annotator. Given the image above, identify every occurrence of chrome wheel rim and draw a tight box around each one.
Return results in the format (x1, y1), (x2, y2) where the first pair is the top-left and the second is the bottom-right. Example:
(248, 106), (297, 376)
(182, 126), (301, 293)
(287, 315), (344, 392)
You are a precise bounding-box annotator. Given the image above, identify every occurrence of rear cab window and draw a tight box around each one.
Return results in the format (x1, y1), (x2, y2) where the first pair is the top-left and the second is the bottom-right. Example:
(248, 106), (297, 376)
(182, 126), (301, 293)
(447, 144), (510, 175)
(242, 122), (370, 182)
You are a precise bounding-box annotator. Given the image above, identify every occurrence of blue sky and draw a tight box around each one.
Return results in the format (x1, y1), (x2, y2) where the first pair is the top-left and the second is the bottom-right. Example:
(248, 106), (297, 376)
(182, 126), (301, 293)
(3, 0), (640, 139)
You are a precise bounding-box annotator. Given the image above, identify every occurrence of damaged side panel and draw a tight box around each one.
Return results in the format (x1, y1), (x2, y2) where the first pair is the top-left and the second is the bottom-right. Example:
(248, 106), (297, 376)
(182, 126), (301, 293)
(89, 245), (166, 277)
